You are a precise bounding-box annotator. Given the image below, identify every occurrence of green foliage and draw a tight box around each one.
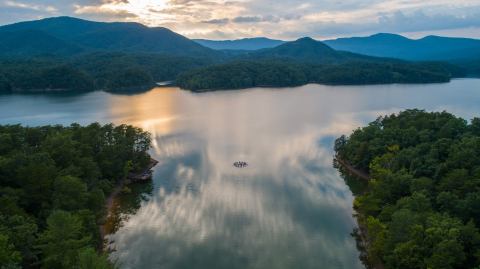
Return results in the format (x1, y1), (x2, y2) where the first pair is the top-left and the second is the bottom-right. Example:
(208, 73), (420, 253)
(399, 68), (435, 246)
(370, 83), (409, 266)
(52, 176), (88, 211)
(0, 215), (38, 266)
(0, 46), (462, 93)
(77, 248), (113, 269)
(0, 234), (21, 268)
(176, 59), (454, 91)
(107, 68), (153, 90)
(0, 73), (11, 92)
(37, 211), (91, 268)
(336, 110), (480, 269)
(0, 53), (213, 93)
(0, 123), (151, 268)
(0, 60), (94, 92)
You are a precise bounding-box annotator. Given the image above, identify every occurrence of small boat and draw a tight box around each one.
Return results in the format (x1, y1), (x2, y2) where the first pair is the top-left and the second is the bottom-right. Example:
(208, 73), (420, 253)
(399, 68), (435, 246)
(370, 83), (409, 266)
(233, 161), (248, 168)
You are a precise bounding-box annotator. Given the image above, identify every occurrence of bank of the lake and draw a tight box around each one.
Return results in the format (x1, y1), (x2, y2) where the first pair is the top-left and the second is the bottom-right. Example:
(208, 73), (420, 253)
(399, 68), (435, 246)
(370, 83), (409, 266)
(0, 123), (152, 268)
(100, 158), (159, 247)
(335, 158), (385, 269)
(335, 110), (480, 269)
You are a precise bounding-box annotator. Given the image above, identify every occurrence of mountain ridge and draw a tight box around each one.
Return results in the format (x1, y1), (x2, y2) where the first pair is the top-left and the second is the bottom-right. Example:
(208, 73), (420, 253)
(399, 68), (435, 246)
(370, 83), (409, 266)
(195, 33), (480, 62)
(324, 33), (480, 61)
(0, 16), (217, 57)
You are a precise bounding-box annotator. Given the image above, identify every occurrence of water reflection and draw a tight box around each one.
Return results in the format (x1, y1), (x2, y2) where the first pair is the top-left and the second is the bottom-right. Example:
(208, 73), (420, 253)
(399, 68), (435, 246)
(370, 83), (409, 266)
(108, 128), (360, 269)
(1, 79), (480, 269)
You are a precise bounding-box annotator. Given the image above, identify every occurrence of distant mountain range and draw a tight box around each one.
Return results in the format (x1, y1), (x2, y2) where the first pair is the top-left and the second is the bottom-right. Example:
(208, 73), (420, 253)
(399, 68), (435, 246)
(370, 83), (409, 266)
(194, 37), (285, 51)
(0, 16), (215, 57)
(177, 37), (463, 91)
(2, 16), (479, 62)
(324, 33), (480, 61)
(196, 33), (480, 62)
(0, 16), (477, 93)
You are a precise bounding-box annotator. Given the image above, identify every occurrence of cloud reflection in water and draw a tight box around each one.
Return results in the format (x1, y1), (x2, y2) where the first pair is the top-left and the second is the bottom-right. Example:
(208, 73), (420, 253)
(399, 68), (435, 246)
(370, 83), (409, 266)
(108, 113), (363, 269)
(2, 81), (478, 269)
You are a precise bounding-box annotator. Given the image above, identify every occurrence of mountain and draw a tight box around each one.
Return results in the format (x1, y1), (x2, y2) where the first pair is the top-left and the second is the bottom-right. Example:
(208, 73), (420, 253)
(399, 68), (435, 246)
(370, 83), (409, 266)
(0, 16), (216, 57)
(324, 33), (480, 61)
(0, 17), (472, 93)
(176, 37), (463, 91)
(248, 37), (390, 64)
(0, 29), (84, 56)
(193, 37), (285, 50)
(250, 37), (344, 62)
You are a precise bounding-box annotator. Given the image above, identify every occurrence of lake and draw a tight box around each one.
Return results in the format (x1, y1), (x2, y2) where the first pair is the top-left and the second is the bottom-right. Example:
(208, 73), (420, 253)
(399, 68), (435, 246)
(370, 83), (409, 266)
(1, 79), (480, 269)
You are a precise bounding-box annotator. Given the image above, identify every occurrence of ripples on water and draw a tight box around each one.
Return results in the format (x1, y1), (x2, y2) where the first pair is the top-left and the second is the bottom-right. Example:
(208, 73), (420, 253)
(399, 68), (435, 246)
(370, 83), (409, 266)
(1, 79), (480, 269)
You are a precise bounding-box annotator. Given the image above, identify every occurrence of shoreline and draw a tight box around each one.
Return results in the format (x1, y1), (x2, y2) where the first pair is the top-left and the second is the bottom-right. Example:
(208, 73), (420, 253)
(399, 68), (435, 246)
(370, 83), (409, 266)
(335, 157), (385, 269)
(99, 157), (159, 251)
(335, 157), (370, 181)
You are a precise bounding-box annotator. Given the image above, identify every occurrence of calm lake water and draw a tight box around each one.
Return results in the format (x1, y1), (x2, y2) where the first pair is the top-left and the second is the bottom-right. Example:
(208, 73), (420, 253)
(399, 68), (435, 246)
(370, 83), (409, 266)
(1, 79), (480, 269)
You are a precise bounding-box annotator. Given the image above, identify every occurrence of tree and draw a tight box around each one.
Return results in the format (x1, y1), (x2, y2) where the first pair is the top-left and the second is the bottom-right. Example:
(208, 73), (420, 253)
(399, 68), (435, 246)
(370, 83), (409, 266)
(0, 234), (21, 268)
(0, 73), (11, 92)
(336, 111), (480, 269)
(16, 153), (57, 215)
(365, 216), (386, 265)
(0, 123), (151, 269)
(0, 215), (38, 266)
(37, 211), (90, 269)
(471, 118), (480, 135)
(424, 214), (466, 269)
(77, 248), (113, 269)
(52, 176), (88, 211)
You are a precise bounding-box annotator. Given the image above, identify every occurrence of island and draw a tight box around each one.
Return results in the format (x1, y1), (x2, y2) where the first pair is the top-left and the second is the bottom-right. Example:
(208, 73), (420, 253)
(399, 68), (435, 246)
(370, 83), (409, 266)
(334, 109), (480, 269)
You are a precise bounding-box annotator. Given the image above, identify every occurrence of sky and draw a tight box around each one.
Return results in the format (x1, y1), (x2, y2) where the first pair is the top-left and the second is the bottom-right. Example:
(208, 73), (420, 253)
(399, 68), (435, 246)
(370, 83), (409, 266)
(1, 0), (480, 40)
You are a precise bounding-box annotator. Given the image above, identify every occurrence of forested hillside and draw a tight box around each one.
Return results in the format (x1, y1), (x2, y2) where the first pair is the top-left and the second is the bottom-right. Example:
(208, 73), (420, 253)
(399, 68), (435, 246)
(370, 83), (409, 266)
(0, 54), (214, 93)
(0, 123), (151, 268)
(0, 17), (474, 93)
(176, 60), (461, 91)
(0, 17), (216, 57)
(335, 110), (480, 269)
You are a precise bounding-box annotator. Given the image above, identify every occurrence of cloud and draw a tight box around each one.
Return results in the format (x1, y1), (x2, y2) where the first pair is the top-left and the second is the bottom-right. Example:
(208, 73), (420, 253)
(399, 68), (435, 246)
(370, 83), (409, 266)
(1, 0), (480, 39)
(232, 16), (262, 23)
(73, 5), (138, 20)
(292, 9), (480, 38)
(378, 10), (480, 32)
(202, 18), (229, 25)
(4, 0), (57, 12)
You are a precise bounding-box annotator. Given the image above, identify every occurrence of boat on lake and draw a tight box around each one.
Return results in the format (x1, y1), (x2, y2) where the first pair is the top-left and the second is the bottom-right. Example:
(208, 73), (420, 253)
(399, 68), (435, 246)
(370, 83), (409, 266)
(233, 161), (248, 168)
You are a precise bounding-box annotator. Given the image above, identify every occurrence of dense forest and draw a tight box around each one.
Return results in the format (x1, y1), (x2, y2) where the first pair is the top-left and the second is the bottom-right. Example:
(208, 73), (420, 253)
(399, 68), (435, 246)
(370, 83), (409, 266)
(0, 54), (214, 93)
(176, 60), (462, 91)
(0, 16), (478, 93)
(335, 110), (480, 269)
(0, 123), (151, 268)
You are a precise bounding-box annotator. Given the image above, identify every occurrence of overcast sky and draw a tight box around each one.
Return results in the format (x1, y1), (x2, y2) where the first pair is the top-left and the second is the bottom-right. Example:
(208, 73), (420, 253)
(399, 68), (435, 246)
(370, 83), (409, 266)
(1, 0), (480, 40)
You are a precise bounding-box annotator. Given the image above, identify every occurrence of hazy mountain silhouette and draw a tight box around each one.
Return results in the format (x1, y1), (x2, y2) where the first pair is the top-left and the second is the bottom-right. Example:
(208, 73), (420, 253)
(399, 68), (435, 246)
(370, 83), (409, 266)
(324, 33), (480, 61)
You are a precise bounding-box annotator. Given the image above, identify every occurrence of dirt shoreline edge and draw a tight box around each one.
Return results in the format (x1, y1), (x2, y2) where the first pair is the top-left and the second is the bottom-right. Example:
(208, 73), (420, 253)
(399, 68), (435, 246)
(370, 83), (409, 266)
(334, 157), (385, 269)
(99, 157), (159, 250)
